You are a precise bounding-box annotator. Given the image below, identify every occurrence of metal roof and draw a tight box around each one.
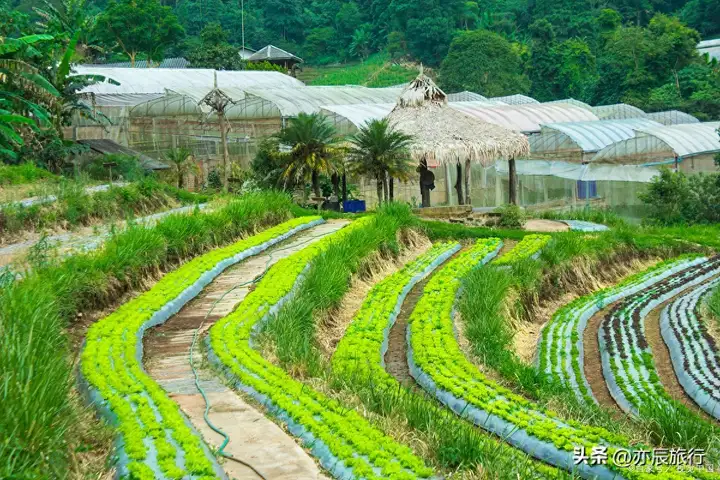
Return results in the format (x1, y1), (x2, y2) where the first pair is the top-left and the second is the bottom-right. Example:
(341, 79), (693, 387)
(448, 102), (599, 133)
(447, 91), (489, 102)
(646, 110), (700, 125)
(248, 45), (303, 63)
(537, 119), (662, 153)
(593, 122), (720, 163)
(487, 94), (539, 105)
(223, 86), (402, 119)
(591, 103), (647, 120)
(543, 98), (593, 111)
(73, 67), (304, 95)
(84, 57), (190, 69)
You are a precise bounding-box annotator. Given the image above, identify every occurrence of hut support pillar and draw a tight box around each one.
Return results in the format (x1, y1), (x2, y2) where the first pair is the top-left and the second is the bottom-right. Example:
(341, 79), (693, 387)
(464, 158), (472, 206)
(508, 157), (518, 205)
(455, 162), (463, 205)
(219, 112), (229, 192)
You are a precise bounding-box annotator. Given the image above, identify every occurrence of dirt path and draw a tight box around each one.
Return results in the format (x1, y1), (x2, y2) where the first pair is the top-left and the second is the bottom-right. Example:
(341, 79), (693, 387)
(496, 239), (518, 259)
(644, 281), (719, 420)
(144, 221), (347, 480)
(385, 273), (431, 388)
(584, 308), (622, 412)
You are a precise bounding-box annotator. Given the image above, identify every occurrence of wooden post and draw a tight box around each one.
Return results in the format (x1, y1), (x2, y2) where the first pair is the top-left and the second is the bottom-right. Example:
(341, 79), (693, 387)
(464, 158), (472, 206)
(219, 111), (229, 192)
(455, 161), (463, 205)
(508, 157), (518, 205)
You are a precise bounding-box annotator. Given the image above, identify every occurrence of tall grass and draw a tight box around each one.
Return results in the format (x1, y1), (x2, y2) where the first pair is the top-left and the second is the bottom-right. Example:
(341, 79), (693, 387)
(537, 206), (628, 228)
(263, 202), (412, 374)
(0, 177), (210, 236)
(308, 53), (417, 87)
(0, 191), (294, 478)
(0, 162), (55, 185)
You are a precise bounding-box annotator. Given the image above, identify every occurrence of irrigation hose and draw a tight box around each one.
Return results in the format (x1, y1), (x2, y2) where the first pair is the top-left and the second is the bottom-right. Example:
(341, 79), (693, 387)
(188, 227), (334, 480)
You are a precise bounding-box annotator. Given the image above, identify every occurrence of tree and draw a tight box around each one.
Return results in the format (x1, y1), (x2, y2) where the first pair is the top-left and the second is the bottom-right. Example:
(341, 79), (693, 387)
(187, 23), (243, 70)
(681, 0), (720, 37)
(439, 30), (530, 96)
(275, 113), (340, 198)
(346, 119), (414, 203)
(163, 147), (198, 188)
(350, 26), (372, 61)
(95, 0), (184, 67)
(33, 0), (100, 61)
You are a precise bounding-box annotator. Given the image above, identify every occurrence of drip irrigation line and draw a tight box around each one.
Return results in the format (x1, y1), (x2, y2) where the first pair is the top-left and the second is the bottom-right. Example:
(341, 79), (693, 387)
(188, 225), (334, 480)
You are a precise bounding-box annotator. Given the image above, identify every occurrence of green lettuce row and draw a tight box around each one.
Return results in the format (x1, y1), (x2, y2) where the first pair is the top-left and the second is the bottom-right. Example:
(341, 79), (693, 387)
(407, 239), (711, 480)
(493, 234), (552, 266)
(538, 255), (706, 405)
(81, 216), (322, 480)
(209, 216), (434, 480)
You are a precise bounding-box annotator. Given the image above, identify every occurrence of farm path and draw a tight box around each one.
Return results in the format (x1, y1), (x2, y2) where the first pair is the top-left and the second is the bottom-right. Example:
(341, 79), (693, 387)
(144, 220), (347, 480)
(645, 276), (720, 419)
(0, 203), (209, 268)
(584, 306), (624, 412)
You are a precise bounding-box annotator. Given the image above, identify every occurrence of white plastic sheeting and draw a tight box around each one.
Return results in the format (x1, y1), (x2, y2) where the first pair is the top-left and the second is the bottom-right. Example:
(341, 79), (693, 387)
(646, 110), (700, 126)
(222, 86), (403, 119)
(447, 91), (490, 102)
(543, 98), (593, 111)
(495, 159), (660, 182)
(320, 103), (394, 129)
(73, 67), (304, 95)
(592, 103), (647, 120)
(449, 103), (598, 133)
(698, 39), (720, 62)
(488, 94), (539, 105)
(532, 119), (662, 156)
(593, 122), (720, 163)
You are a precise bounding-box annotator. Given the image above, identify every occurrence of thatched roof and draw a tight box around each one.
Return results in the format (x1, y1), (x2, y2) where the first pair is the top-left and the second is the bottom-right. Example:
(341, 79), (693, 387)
(387, 71), (529, 167)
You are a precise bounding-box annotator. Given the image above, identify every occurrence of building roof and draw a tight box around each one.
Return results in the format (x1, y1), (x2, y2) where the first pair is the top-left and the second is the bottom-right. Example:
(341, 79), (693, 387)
(646, 110), (700, 126)
(78, 139), (169, 170)
(487, 94), (539, 105)
(592, 122), (720, 164)
(591, 103), (647, 120)
(532, 119), (662, 156)
(222, 86), (402, 119)
(73, 67), (304, 96)
(248, 45), (303, 63)
(86, 57), (190, 69)
(448, 102), (599, 134)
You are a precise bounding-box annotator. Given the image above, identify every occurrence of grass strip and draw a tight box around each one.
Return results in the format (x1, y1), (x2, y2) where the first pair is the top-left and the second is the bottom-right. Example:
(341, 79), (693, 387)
(0, 191), (294, 478)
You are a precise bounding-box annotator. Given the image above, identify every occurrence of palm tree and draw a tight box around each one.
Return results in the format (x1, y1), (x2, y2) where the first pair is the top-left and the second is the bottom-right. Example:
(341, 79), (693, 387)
(163, 147), (198, 189)
(346, 118), (414, 204)
(276, 113), (340, 198)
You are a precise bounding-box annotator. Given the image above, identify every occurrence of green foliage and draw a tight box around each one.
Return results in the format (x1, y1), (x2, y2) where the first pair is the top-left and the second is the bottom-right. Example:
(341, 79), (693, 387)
(708, 284), (720, 322)
(439, 30), (530, 97)
(308, 53), (416, 87)
(0, 162), (55, 185)
(0, 191), (294, 478)
(186, 22), (243, 70)
(95, 0), (184, 66)
(162, 147), (198, 188)
(639, 168), (720, 225)
(495, 203), (527, 228)
(82, 153), (147, 181)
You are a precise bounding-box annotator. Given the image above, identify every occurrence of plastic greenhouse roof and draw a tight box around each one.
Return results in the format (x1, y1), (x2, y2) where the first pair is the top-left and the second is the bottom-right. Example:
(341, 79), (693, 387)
(591, 103), (647, 120)
(646, 110), (700, 125)
(543, 98), (593, 111)
(447, 91), (489, 102)
(593, 122), (720, 163)
(73, 67), (304, 95)
(320, 103), (394, 128)
(538, 119), (662, 153)
(487, 94), (539, 105)
(449, 102), (599, 133)
(222, 86), (403, 119)
(698, 39), (720, 61)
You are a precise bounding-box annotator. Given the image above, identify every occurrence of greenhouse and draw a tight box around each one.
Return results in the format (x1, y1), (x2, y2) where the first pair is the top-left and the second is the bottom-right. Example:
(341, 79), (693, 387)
(529, 118), (662, 163)
(591, 103), (648, 120)
(488, 94), (539, 105)
(646, 110), (700, 125)
(543, 98), (593, 111)
(592, 122), (720, 173)
(449, 102), (598, 133)
(446, 91), (491, 102)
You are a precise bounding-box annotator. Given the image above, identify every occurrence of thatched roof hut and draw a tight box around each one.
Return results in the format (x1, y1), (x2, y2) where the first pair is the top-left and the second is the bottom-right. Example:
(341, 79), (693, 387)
(387, 72), (529, 168)
(386, 71), (529, 205)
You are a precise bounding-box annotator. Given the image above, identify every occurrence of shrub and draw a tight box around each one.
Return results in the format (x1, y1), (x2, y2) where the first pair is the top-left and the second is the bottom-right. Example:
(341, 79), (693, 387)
(639, 168), (720, 225)
(495, 203), (527, 228)
(82, 154), (147, 182)
(0, 162), (55, 185)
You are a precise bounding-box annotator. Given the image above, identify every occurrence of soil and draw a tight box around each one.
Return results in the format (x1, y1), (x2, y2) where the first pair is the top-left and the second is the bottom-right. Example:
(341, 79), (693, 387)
(584, 307), (623, 412)
(141, 221), (347, 480)
(496, 239), (518, 258)
(524, 219), (570, 232)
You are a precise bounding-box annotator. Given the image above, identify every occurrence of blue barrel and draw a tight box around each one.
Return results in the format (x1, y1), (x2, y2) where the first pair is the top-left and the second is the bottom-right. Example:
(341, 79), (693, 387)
(343, 200), (366, 213)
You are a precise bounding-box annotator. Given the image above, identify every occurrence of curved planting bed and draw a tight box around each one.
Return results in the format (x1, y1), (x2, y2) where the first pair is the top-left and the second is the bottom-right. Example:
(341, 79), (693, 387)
(493, 234), (551, 265)
(406, 239), (715, 480)
(538, 256), (706, 405)
(660, 277), (720, 419)
(599, 256), (720, 415)
(80, 216), (323, 479)
(208, 216), (434, 480)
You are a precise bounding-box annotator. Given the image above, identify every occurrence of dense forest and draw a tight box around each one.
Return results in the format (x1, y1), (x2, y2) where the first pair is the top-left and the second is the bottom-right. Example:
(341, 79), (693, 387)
(3, 0), (720, 119)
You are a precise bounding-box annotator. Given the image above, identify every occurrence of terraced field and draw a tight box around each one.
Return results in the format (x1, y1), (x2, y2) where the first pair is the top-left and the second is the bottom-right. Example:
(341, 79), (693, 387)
(57, 207), (720, 480)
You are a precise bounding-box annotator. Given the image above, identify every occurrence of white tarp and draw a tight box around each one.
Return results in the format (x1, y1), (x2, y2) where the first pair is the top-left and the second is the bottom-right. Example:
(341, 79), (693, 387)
(495, 159), (660, 183)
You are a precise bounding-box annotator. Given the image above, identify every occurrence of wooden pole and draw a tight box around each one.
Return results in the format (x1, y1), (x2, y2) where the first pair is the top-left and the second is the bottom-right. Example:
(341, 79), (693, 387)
(464, 158), (472, 206)
(455, 161), (463, 205)
(219, 111), (229, 192)
(508, 157), (518, 205)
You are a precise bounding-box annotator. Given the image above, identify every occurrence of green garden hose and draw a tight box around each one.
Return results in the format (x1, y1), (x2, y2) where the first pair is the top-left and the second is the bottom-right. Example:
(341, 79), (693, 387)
(188, 228), (332, 480)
